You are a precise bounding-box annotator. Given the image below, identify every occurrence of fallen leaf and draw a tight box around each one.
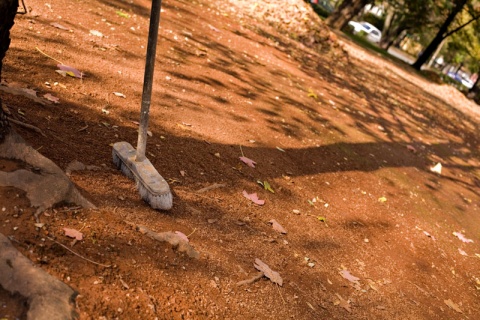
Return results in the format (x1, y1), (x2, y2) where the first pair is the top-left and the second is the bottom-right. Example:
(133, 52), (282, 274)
(263, 181), (275, 193)
(458, 248), (468, 256)
(90, 29), (103, 37)
(317, 216), (326, 222)
(116, 11), (130, 18)
(276, 146), (286, 152)
(269, 219), (287, 234)
(50, 22), (70, 31)
(64, 228), (83, 240)
(430, 162), (442, 174)
(339, 270), (360, 285)
(334, 293), (351, 312)
(307, 88), (317, 99)
(44, 93), (60, 103)
(444, 299), (462, 313)
(57, 64), (83, 78)
(113, 92), (126, 98)
(208, 24), (220, 32)
(242, 190), (265, 205)
(254, 258), (283, 286)
(378, 196), (387, 203)
(239, 156), (256, 168)
(453, 232), (474, 243)
(406, 145), (417, 153)
(174, 231), (189, 243)
(423, 231), (436, 241)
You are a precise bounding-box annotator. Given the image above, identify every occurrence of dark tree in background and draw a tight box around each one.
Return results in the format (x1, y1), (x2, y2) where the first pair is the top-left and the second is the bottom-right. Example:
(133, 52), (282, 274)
(325, 0), (372, 30)
(412, 0), (468, 70)
(0, 0), (18, 142)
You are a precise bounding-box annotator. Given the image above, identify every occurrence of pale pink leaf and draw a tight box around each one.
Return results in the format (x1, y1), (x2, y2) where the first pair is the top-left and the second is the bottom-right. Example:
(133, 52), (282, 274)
(57, 64), (83, 78)
(239, 156), (256, 168)
(44, 93), (60, 103)
(339, 270), (360, 284)
(406, 145), (417, 153)
(64, 228), (83, 240)
(254, 258), (283, 286)
(50, 22), (70, 31)
(269, 219), (287, 234)
(458, 248), (468, 256)
(242, 190), (265, 205)
(174, 231), (189, 243)
(423, 231), (436, 241)
(453, 232), (473, 243)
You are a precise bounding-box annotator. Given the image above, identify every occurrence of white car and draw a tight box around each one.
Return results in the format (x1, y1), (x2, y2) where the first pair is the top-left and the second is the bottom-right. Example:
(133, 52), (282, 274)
(347, 21), (382, 43)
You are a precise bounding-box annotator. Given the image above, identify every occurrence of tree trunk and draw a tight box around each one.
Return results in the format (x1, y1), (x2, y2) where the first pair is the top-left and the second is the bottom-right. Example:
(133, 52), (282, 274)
(412, 0), (468, 70)
(0, 0), (18, 142)
(391, 29), (407, 48)
(325, 0), (372, 30)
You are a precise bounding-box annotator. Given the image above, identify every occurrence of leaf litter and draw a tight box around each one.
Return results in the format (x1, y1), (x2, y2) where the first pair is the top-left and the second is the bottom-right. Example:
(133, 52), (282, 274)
(339, 269), (360, 285)
(453, 232), (473, 243)
(64, 228), (83, 240)
(269, 219), (287, 234)
(254, 258), (283, 286)
(239, 156), (256, 168)
(242, 190), (265, 205)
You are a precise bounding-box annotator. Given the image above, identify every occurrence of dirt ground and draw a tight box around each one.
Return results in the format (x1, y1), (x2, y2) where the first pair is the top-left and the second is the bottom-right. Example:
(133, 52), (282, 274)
(1, 0), (480, 319)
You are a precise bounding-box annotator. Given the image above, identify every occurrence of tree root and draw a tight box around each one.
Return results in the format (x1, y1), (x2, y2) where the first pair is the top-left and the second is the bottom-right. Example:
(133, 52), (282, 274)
(0, 233), (78, 320)
(0, 130), (96, 219)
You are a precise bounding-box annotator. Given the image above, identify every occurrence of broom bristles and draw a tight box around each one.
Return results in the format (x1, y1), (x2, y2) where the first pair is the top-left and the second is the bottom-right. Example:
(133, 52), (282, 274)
(112, 142), (173, 210)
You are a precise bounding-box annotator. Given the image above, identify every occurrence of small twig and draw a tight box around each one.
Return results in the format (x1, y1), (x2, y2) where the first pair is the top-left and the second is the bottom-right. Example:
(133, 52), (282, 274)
(236, 272), (264, 286)
(46, 237), (111, 268)
(57, 206), (82, 213)
(35, 47), (64, 65)
(77, 124), (89, 132)
(187, 228), (197, 238)
(239, 145), (245, 157)
(196, 183), (226, 193)
(8, 117), (47, 137)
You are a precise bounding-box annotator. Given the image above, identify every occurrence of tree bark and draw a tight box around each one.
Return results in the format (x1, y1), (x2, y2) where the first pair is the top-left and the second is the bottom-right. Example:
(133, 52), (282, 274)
(325, 0), (372, 30)
(379, 6), (396, 49)
(0, 0), (19, 142)
(412, 0), (468, 70)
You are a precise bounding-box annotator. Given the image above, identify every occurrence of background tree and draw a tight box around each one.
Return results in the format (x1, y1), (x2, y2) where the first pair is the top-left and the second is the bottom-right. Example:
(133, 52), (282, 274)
(379, 0), (434, 50)
(412, 0), (480, 70)
(326, 0), (373, 30)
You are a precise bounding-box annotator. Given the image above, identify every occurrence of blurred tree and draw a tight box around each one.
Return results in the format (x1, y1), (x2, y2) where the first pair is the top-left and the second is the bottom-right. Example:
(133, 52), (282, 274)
(412, 0), (480, 70)
(326, 0), (373, 30)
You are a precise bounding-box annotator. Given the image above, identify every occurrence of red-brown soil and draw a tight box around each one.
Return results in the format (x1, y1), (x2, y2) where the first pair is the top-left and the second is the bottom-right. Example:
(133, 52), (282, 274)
(1, 0), (479, 319)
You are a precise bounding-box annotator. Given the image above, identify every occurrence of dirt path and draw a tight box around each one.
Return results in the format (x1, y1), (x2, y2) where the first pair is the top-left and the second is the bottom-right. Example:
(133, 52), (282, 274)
(1, 0), (479, 319)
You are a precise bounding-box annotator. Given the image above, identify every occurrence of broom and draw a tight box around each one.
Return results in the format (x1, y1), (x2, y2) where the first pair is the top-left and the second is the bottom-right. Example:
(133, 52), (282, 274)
(112, 0), (172, 210)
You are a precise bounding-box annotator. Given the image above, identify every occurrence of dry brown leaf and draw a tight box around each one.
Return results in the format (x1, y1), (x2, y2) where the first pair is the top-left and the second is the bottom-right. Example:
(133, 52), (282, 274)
(269, 219), (287, 234)
(334, 293), (351, 312)
(254, 258), (283, 286)
(444, 299), (462, 313)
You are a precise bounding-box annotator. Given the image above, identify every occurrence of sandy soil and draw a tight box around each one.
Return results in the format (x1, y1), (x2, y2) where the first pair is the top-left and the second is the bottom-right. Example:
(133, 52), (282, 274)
(1, 0), (479, 319)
